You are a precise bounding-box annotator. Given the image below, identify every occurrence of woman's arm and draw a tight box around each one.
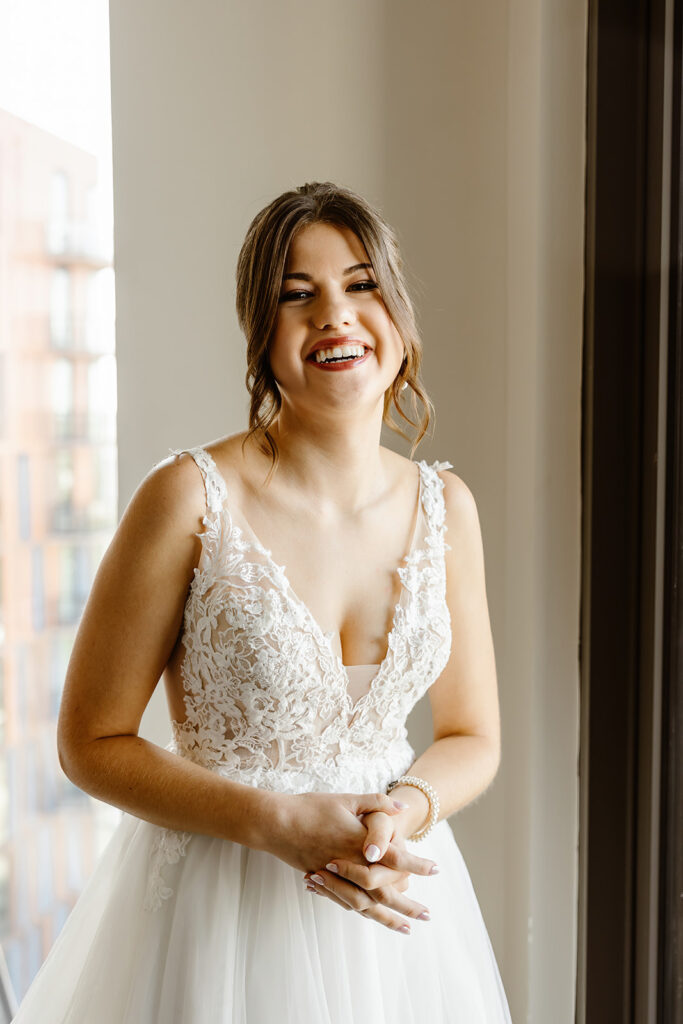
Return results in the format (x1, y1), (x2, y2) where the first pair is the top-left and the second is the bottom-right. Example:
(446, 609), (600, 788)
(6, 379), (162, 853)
(57, 454), (434, 877)
(57, 454), (276, 849)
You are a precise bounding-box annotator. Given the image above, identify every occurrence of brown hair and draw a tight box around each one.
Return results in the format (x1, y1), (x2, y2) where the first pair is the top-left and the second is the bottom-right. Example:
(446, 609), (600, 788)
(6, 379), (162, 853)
(235, 181), (434, 476)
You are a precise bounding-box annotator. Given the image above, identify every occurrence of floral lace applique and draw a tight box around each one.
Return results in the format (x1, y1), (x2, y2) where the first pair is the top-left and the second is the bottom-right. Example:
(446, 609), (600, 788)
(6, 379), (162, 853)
(143, 823), (193, 912)
(143, 445), (453, 911)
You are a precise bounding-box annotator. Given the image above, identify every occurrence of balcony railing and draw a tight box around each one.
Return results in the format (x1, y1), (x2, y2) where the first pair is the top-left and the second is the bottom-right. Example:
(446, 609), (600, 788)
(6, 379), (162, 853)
(44, 221), (113, 267)
(49, 316), (115, 355)
(50, 502), (115, 535)
(51, 410), (90, 442)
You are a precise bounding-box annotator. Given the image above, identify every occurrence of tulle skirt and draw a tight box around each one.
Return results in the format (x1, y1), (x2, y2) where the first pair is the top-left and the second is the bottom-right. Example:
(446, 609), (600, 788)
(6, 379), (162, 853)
(13, 808), (512, 1022)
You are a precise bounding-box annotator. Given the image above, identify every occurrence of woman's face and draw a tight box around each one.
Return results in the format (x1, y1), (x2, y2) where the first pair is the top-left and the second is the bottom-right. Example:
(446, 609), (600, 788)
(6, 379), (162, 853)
(268, 222), (405, 419)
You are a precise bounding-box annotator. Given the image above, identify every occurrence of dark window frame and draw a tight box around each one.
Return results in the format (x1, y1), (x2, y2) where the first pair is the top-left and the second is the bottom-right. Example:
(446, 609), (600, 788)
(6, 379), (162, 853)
(581, 0), (682, 1020)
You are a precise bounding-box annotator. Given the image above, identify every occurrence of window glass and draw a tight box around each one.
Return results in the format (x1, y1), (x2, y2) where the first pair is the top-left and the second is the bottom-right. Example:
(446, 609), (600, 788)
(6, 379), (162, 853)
(0, 1), (118, 1002)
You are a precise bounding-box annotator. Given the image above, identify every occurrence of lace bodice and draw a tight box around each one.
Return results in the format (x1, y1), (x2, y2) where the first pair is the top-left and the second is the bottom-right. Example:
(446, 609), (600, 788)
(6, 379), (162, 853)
(143, 445), (453, 910)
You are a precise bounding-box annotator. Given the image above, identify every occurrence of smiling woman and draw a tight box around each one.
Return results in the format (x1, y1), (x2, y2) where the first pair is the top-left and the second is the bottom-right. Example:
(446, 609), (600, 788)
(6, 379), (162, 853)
(12, 181), (512, 1023)
(265, 221), (407, 443)
(236, 182), (434, 482)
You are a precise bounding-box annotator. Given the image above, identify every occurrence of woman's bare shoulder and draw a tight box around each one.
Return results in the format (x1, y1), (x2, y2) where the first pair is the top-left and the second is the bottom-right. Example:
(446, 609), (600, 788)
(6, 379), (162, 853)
(436, 463), (477, 515)
(138, 448), (209, 519)
(435, 464), (485, 565)
(203, 430), (258, 495)
(382, 446), (467, 496)
(203, 431), (251, 467)
(116, 443), (233, 554)
(379, 446), (422, 486)
(143, 431), (248, 503)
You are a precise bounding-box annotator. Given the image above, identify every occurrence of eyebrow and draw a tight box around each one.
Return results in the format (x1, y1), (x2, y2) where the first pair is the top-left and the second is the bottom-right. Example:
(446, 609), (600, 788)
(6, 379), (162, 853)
(282, 262), (374, 282)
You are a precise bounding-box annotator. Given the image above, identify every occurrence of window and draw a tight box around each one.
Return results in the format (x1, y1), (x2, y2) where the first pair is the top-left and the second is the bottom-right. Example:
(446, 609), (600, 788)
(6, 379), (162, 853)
(0, 3), (118, 1002)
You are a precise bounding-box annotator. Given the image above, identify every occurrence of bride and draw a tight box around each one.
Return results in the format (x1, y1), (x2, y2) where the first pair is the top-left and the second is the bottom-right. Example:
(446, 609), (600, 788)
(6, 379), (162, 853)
(15, 181), (511, 1022)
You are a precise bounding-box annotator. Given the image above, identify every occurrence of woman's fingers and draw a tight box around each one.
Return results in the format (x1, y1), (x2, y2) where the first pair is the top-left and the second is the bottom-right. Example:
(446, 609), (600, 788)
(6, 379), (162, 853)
(357, 809), (439, 875)
(359, 811), (396, 864)
(304, 878), (355, 913)
(309, 868), (428, 919)
(304, 870), (430, 932)
(351, 792), (407, 819)
(379, 842), (439, 877)
(318, 859), (409, 891)
(364, 882), (431, 922)
(307, 877), (411, 933)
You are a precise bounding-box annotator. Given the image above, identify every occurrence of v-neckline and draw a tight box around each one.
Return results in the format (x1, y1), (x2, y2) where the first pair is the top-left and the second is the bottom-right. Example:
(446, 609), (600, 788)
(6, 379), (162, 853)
(209, 452), (426, 714)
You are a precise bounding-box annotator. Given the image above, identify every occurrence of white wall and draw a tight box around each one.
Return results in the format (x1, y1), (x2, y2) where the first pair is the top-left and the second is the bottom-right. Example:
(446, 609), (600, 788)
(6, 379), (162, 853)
(110, 2), (586, 1019)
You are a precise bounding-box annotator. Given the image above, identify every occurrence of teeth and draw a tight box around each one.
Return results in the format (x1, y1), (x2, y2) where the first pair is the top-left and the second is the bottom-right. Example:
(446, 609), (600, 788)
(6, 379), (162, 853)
(314, 344), (366, 363)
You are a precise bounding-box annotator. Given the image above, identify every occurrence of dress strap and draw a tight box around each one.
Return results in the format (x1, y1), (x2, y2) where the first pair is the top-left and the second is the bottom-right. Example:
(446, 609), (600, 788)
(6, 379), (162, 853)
(168, 446), (228, 516)
(418, 459), (454, 552)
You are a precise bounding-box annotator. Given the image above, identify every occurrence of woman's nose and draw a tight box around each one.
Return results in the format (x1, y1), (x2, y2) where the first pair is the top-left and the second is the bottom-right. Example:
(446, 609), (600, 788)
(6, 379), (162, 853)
(312, 291), (356, 330)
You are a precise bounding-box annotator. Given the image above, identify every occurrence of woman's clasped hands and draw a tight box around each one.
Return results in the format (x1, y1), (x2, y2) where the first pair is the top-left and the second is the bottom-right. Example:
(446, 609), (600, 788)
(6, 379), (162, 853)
(267, 790), (439, 936)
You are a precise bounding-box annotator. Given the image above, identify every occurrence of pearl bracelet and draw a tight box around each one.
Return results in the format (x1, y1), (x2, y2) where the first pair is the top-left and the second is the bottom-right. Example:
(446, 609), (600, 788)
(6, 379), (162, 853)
(387, 774), (440, 841)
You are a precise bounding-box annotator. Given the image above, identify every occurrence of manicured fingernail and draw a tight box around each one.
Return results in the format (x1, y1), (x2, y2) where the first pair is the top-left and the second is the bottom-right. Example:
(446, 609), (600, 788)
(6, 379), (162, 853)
(393, 800), (408, 809)
(398, 924), (410, 934)
(365, 844), (381, 862)
(429, 864), (440, 875)
(325, 863), (339, 873)
(305, 884), (316, 892)
(310, 874), (325, 885)
(417, 911), (431, 920)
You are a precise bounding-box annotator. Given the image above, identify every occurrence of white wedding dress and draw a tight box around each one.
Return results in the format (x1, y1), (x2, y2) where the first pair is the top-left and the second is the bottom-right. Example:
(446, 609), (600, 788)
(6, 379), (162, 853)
(13, 446), (512, 1023)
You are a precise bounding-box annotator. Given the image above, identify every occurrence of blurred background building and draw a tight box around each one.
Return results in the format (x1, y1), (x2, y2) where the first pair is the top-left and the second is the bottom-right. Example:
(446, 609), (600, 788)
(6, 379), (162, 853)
(0, 97), (118, 1004)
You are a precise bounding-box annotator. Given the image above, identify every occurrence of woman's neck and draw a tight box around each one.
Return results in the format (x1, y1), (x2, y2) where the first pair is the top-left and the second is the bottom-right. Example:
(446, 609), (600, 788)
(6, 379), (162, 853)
(252, 414), (392, 514)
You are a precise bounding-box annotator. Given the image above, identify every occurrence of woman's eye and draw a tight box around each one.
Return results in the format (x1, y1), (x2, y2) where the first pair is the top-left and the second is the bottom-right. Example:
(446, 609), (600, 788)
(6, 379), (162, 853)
(349, 280), (378, 291)
(278, 281), (378, 303)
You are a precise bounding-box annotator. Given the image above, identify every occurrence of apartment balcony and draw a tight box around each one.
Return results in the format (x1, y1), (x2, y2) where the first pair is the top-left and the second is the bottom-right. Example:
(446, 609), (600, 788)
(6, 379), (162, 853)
(49, 316), (115, 355)
(50, 502), (114, 535)
(44, 220), (113, 268)
(13, 220), (112, 268)
(51, 410), (91, 442)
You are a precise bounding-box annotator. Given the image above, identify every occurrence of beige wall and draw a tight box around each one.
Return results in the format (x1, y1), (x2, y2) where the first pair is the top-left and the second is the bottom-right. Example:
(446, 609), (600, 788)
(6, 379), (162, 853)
(110, 2), (586, 1020)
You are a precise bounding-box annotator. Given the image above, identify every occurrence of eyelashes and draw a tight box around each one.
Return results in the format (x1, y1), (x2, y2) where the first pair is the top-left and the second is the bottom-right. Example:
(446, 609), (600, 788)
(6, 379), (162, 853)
(279, 281), (379, 303)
